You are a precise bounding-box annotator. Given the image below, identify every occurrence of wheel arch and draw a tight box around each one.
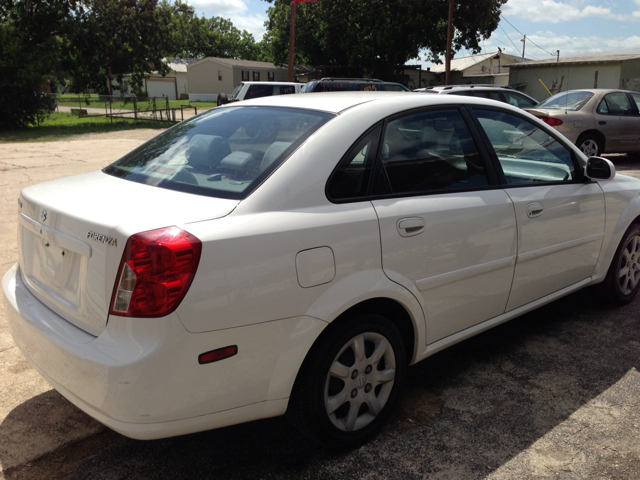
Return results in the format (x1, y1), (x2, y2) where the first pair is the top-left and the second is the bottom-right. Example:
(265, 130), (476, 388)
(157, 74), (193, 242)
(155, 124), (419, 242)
(593, 198), (640, 282)
(577, 129), (606, 153)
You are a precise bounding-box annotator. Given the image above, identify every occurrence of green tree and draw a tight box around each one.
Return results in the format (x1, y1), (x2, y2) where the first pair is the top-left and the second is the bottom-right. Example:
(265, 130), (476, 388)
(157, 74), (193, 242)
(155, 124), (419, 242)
(0, 0), (80, 129)
(263, 0), (507, 80)
(64, 0), (174, 95)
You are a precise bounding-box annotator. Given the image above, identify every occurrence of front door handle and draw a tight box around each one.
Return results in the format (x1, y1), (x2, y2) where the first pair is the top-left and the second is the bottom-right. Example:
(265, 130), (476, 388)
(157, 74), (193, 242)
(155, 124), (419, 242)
(526, 202), (544, 218)
(397, 217), (425, 237)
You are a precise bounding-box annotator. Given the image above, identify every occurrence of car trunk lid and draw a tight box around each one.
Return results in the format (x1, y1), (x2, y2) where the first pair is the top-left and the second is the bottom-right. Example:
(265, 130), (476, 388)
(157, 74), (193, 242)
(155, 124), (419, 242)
(17, 170), (238, 336)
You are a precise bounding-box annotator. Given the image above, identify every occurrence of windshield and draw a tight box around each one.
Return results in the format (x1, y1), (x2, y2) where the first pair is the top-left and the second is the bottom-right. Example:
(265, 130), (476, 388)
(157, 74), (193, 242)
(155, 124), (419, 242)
(230, 83), (244, 100)
(536, 91), (594, 111)
(103, 106), (334, 200)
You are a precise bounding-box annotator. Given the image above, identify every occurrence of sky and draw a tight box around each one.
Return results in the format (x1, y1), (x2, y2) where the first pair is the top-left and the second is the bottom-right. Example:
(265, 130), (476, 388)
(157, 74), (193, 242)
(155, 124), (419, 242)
(184, 0), (640, 66)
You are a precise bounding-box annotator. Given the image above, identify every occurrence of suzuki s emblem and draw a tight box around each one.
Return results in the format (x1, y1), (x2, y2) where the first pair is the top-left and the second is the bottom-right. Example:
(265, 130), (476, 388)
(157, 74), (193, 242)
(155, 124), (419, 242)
(41, 209), (48, 222)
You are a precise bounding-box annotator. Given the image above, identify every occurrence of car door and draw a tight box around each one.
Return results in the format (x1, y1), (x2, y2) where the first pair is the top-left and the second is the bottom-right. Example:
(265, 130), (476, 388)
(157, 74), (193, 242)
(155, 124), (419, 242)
(471, 107), (606, 311)
(627, 92), (640, 152)
(595, 92), (638, 152)
(370, 107), (517, 344)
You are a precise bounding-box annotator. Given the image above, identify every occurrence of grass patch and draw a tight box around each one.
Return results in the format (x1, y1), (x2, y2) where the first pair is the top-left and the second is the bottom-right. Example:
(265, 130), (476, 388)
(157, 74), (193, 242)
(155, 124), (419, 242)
(55, 95), (217, 111)
(0, 112), (174, 143)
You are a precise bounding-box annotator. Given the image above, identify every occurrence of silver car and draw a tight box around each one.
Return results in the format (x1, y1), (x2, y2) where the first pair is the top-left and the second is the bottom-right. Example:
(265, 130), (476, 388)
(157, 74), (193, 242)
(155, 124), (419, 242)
(527, 89), (640, 157)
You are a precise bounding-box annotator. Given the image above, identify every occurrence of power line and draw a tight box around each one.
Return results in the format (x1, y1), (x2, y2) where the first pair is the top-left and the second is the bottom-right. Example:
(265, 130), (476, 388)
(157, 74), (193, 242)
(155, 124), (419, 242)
(500, 15), (556, 56)
(498, 24), (522, 54)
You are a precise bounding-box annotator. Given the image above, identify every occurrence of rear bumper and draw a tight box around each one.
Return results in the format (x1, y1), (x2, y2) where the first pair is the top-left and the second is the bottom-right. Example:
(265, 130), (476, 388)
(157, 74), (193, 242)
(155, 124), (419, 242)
(2, 263), (326, 439)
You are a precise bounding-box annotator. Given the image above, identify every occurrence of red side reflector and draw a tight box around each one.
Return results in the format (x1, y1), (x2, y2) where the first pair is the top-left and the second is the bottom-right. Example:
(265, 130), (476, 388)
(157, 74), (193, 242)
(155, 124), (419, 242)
(198, 346), (238, 365)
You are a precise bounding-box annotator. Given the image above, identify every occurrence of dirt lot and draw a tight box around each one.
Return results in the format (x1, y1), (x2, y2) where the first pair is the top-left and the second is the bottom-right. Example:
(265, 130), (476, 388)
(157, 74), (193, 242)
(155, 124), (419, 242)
(1, 132), (640, 479)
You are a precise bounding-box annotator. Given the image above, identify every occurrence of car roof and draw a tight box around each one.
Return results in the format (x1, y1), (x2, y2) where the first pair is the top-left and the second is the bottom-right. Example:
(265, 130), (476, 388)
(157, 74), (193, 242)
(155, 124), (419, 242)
(240, 81), (301, 86)
(218, 91), (526, 115)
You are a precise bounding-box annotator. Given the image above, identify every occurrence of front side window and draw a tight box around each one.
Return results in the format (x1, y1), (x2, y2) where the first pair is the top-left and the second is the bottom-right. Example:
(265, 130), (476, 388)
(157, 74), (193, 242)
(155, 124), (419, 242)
(474, 109), (576, 184)
(377, 109), (488, 195)
(253, 71), (260, 81)
(597, 92), (634, 115)
(631, 93), (640, 112)
(103, 107), (334, 199)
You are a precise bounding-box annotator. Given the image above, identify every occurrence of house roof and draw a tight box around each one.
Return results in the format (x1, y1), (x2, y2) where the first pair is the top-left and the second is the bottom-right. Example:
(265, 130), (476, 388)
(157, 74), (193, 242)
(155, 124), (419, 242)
(190, 57), (287, 70)
(429, 52), (527, 73)
(506, 49), (640, 68)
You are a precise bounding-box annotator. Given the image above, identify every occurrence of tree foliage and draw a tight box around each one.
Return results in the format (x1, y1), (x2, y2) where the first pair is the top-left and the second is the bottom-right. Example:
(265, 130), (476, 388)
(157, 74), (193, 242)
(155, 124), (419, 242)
(263, 0), (506, 80)
(0, 0), (264, 129)
(0, 0), (81, 128)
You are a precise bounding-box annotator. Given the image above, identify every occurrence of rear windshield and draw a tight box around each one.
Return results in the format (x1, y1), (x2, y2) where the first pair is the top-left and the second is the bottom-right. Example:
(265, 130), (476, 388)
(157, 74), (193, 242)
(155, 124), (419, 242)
(103, 106), (334, 200)
(536, 91), (594, 111)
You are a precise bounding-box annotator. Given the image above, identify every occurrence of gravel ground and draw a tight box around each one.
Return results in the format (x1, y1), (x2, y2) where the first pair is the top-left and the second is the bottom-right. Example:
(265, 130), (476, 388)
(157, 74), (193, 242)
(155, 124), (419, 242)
(1, 132), (639, 479)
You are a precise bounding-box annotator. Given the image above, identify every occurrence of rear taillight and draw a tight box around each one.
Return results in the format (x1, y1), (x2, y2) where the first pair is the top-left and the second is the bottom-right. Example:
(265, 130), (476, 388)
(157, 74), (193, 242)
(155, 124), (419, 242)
(535, 115), (563, 127)
(110, 226), (202, 318)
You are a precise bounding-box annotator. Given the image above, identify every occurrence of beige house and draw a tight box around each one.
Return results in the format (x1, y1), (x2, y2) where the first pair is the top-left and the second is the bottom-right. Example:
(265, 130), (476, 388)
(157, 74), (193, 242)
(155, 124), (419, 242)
(188, 57), (289, 97)
(429, 51), (527, 86)
(112, 58), (197, 100)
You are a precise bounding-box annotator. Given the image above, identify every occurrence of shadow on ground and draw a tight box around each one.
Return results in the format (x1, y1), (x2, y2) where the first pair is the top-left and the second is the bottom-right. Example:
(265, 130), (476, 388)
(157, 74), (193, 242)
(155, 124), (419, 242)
(3, 286), (640, 479)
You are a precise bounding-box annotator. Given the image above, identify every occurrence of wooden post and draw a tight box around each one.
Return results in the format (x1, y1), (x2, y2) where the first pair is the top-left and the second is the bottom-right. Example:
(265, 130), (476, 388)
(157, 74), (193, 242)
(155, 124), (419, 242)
(288, 3), (296, 82)
(445, 0), (454, 85)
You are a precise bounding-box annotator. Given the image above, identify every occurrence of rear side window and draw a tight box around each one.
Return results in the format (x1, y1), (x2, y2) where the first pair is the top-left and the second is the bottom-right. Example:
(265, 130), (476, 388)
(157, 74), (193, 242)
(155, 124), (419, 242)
(474, 109), (576, 184)
(377, 109), (488, 194)
(103, 107), (334, 200)
(314, 82), (351, 92)
(503, 91), (537, 109)
(244, 85), (273, 100)
(327, 124), (381, 201)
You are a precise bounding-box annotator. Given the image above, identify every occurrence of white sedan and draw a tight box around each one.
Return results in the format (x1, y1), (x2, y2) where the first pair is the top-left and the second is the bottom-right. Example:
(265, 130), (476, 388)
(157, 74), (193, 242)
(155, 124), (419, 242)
(4, 92), (640, 449)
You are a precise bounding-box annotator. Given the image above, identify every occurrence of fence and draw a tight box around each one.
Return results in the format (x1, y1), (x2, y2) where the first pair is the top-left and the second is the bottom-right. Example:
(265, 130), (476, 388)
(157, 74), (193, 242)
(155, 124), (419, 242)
(51, 95), (200, 123)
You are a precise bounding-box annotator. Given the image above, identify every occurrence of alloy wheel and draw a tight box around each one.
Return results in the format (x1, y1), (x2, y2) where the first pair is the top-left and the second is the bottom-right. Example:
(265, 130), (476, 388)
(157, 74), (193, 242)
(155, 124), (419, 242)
(324, 332), (396, 432)
(618, 233), (640, 295)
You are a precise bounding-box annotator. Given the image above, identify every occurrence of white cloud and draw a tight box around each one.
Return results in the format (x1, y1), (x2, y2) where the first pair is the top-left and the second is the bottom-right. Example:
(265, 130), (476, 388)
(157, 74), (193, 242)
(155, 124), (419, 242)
(187, 0), (248, 16)
(185, 0), (267, 40)
(503, 0), (628, 23)
(487, 32), (640, 59)
(231, 14), (268, 41)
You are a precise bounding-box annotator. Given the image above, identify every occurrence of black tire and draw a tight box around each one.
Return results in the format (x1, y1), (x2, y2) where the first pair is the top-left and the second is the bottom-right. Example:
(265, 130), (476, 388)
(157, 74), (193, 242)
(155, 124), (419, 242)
(287, 314), (407, 449)
(576, 133), (603, 157)
(217, 92), (229, 105)
(601, 222), (640, 306)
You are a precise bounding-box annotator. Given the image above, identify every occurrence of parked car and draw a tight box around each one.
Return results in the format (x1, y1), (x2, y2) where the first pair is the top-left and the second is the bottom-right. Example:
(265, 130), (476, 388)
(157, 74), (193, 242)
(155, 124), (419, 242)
(5, 92), (640, 450)
(301, 78), (410, 92)
(526, 89), (640, 157)
(416, 84), (539, 109)
(219, 81), (303, 104)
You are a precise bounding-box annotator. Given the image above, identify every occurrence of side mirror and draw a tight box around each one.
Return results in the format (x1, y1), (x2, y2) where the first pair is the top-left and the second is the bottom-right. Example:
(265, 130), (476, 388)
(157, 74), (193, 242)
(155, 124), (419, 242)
(585, 156), (615, 181)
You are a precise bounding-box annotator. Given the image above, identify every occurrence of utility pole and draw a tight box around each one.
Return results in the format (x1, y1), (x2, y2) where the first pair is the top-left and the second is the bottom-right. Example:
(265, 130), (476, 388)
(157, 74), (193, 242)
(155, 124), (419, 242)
(288, 3), (297, 81)
(288, 0), (319, 82)
(445, 0), (454, 84)
(521, 35), (526, 58)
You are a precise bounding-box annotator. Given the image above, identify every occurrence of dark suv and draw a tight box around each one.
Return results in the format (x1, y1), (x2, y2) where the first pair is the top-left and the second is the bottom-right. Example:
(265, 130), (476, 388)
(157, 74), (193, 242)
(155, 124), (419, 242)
(301, 78), (410, 93)
(416, 85), (538, 109)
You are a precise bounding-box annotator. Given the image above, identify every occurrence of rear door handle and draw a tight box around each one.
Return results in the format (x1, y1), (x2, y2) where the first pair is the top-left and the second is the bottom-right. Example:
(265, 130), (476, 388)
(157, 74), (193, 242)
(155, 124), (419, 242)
(397, 217), (425, 237)
(599, 121), (607, 125)
(526, 202), (544, 218)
